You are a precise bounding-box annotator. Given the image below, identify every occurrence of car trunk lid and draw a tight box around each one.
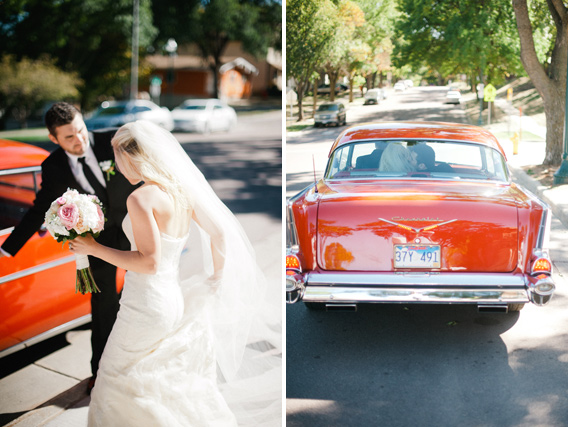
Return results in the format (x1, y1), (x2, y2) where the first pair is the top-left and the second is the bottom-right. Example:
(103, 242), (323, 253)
(316, 180), (518, 272)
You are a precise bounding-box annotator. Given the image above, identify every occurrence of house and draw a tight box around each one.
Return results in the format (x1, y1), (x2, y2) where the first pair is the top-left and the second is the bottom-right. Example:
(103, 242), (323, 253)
(144, 42), (282, 108)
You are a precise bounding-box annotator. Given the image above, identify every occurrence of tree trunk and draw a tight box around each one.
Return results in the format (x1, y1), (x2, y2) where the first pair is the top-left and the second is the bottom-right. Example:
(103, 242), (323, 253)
(512, 0), (568, 166)
(312, 77), (319, 118)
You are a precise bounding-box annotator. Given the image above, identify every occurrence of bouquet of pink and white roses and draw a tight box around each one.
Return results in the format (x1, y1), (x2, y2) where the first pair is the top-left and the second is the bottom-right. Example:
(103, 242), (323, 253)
(44, 188), (105, 294)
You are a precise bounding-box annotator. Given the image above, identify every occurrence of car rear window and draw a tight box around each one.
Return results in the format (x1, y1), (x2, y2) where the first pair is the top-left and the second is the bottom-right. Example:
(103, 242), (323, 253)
(182, 105), (207, 110)
(326, 140), (509, 182)
(318, 104), (339, 111)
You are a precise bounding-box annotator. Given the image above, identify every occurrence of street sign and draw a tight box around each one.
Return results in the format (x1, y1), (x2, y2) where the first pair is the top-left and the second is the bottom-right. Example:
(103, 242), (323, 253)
(151, 76), (162, 86)
(484, 84), (496, 102)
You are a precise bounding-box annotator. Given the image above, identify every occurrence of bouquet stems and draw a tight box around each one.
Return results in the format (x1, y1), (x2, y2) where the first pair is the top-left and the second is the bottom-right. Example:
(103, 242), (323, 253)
(75, 254), (101, 294)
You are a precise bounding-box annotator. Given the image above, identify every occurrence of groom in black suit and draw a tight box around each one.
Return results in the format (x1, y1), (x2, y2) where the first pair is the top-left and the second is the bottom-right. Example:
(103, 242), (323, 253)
(0, 102), (137, 390)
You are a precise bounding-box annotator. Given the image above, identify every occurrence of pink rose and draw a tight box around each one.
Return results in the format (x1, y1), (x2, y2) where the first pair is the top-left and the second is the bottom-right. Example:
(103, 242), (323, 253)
(94, 204), (105, 232)
(56, 197), (66, 205)
(58, 203), (79, 230)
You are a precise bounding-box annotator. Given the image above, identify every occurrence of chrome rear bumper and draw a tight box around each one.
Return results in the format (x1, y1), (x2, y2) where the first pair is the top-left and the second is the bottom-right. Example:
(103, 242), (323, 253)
(285, 272), (554, 307)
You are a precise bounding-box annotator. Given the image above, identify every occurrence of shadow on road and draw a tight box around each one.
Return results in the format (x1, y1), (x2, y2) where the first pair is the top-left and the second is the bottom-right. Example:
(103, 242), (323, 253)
(286, 303), (568, 426)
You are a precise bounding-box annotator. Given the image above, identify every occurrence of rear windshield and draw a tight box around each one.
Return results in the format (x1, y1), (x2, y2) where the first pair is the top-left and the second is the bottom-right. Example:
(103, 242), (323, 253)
(326, 140), (509, 182)
(318, 104), (339, 111)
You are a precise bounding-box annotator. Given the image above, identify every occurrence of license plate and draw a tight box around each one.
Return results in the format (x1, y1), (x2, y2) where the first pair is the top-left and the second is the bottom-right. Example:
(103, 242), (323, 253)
(394, 245), (441, 268)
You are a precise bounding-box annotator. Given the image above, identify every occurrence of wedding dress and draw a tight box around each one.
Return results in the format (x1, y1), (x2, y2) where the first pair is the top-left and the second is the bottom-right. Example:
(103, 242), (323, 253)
(88, 214), (238, 426)
(89, 120), (281, 426)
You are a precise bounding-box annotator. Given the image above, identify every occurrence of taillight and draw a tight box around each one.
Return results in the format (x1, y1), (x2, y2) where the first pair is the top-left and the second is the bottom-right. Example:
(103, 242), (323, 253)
(532, 257), (552, 275)
(286, 254), (301, 272)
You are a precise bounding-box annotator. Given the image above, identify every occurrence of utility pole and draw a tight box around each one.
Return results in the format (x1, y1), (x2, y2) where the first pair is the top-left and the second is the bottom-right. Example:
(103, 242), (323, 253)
(130, 0), (139, 100)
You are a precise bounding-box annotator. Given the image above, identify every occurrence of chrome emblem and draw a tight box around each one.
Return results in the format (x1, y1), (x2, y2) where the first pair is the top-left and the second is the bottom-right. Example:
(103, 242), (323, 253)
(379, 218), (457, 232)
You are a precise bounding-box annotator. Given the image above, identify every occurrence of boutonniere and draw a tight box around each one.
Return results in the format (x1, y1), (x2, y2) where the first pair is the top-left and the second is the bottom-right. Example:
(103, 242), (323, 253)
(99, 160), (116, 181)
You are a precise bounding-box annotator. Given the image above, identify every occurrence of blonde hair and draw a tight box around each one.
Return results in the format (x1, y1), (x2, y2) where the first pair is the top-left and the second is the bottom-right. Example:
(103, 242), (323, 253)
(112, 122), (191, 214)
(379, 142), (416, 173)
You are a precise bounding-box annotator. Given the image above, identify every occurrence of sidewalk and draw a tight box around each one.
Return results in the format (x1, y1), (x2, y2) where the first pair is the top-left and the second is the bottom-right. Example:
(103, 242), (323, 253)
(485, 97), (568, 228)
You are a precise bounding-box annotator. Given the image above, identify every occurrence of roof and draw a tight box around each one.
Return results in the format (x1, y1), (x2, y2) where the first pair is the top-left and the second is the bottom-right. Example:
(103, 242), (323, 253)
(219, 57), (259, 75)
(329, 121), (505, 156)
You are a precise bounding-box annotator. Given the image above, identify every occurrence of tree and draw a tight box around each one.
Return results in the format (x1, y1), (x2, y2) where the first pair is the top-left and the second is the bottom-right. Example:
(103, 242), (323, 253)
(0, 55), (81, 128)
(393, 0), (523, 92)
(0, 0), (157, 109)
(287, 0), (337, 121)
(174, 0), (281, 99)
(512, 0), (568, 166)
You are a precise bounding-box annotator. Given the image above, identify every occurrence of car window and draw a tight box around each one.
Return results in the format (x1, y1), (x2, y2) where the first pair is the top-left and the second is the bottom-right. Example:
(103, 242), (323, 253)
(214, 105), (223, 109)
(96, 106), (126, 116)
(0, 169), (41, 230)
(318, 104), (339, 111)
(132, 106), (152, 113)
(182, 105), (207, 110)
(326, 140), (508, 182)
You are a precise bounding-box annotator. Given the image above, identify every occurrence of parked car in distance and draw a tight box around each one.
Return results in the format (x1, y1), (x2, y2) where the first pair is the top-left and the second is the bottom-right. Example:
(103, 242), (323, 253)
(171, 99), (237, 133)
(84, 100), (174, 131)
(403, 79), (414, 88)
(286, 122), (555, 314)
(446, 89), (462, 104)
(394, 82), (406, 92)
(314, 102), (346, 127)
(317, 83), (348, 94)
(364, 88), (386, 105)
(0, 139), (126, 359)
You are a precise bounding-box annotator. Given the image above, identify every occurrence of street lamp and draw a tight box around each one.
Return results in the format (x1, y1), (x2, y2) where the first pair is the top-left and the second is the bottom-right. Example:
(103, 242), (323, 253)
(553, 56), (568, 186)
(164, 38), (178, 108)
(130, 0), (139, 100)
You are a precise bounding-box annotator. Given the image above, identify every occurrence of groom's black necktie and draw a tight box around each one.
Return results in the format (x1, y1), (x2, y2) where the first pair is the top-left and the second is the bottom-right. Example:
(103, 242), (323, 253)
(78, 157), (108, 207)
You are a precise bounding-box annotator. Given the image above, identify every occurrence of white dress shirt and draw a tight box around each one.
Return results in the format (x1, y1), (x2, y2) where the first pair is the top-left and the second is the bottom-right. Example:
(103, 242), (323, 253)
(66, 143), (107, 193)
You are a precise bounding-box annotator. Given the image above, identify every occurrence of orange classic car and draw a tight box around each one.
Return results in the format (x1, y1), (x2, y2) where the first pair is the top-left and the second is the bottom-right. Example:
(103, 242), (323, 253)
(286, 122), (555, 313)
(0, 139), (123, 358)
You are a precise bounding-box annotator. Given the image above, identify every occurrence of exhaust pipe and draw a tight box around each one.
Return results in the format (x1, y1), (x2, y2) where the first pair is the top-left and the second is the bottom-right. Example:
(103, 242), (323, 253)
(326, 303), (357, 312)
(477, 304), (508, 313)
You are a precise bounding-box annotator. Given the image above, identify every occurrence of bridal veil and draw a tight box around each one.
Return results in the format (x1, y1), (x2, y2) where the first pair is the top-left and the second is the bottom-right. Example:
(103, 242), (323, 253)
(126, 121), (282, 425)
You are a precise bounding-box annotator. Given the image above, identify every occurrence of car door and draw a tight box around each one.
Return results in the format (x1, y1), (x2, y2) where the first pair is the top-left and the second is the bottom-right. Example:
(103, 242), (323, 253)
(0, 166), (91, 357)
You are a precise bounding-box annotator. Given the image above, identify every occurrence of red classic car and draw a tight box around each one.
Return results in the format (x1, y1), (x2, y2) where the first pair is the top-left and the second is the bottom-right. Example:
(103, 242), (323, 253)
(286, 122), (555, 313)
(0, 139), (124, 358)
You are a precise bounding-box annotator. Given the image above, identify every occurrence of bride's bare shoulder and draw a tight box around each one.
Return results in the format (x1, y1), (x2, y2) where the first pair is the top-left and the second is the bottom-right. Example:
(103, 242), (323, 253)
(128, 184), (170, 208)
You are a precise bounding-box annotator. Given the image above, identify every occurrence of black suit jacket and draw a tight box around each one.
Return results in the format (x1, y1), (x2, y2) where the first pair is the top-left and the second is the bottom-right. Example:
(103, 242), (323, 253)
(2, 129), (137, 256)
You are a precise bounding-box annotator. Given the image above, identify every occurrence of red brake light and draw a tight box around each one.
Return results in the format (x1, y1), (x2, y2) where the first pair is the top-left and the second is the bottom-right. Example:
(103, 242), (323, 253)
(532, 258), (551, 274)
(286, 255), (300, 271)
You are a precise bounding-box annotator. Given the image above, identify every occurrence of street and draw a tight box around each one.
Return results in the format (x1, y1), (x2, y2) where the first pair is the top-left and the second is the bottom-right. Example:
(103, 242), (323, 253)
(286, 87), (568, 426)
(0, 110), (283, 426)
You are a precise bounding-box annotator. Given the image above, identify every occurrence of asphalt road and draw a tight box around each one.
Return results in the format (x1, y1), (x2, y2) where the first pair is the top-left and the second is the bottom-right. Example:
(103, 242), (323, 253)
(285, 87), (568, 426)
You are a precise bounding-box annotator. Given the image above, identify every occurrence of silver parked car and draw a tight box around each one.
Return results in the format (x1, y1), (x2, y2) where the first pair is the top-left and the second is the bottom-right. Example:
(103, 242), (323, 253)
(314, 102), (346, 127)
(171, 99), (237, 133)
(84, 100), (174, 131)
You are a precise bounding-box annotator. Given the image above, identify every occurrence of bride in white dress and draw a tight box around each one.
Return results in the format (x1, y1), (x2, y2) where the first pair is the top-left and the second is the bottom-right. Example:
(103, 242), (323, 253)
(70, 120), (281, 426)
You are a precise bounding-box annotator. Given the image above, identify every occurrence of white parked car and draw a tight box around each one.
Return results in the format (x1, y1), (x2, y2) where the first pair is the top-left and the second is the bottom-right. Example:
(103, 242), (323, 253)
(84, 100), (174, 131)
(446, 90), (462, 104)
(171, 99), (237, 133)
(364, 88), (386, 105)
(394, 82), (406, 92)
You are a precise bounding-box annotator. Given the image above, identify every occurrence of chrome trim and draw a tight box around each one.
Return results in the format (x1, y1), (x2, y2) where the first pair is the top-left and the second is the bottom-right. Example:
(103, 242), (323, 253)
(286, 201), (299, 250)
(0, 255), (76, 285)
(286, 185), (313, 250)
(303, 286), (528, 305)
(299, 272), (531, 305)
(0, 314), (91, 359)
(0, 166), (42, 176)
(307, 272), (528, 288)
